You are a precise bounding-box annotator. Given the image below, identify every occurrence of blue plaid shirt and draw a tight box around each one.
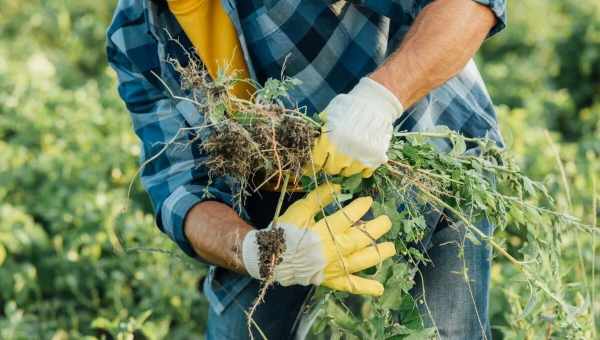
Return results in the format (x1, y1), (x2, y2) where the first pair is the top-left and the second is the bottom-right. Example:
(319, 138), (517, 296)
(107, 0), (505, 313)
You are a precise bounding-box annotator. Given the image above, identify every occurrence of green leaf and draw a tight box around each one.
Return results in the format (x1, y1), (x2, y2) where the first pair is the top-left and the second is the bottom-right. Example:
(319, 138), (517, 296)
(334, 193), (353, 203)
(388, 262), (414, 292)
(208, 103), (226, 123)
(450, 136), (467, 156)
(520, 290), (541, 320)
(0, 244), (5, 266)
(464, 229), (481, 246)
(134, 310), (153, 327)
(508, 204), (525, 225)
(403, 327), (437, 340)
(326, 300), (357, 331)
(342, 174), (363, 193)
(91, 317), (114, 330)
(522, 177), (536, 196)
(372, 313), (386, 339)
(311, 313), (328, 334)
(380, 285), (405, 310)
(371, 201), (385, 217)
(396, 295), (423, 330)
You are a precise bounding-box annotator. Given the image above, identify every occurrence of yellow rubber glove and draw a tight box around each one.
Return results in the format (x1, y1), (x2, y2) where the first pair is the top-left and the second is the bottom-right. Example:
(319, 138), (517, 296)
(305, 78), (405, 178)
(168, 0), (254, 100)
(242, 183), (395, 296)
(305, 113), (376, 178)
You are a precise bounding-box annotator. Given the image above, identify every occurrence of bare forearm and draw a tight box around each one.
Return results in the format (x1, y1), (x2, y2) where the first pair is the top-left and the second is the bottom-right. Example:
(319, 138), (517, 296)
(370, 0), (496, 108)
(184, 201), (253, 273)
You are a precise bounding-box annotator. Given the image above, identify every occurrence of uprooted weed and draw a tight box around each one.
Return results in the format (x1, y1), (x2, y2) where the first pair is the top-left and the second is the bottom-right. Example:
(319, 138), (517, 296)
(202, 113), (319, 193)
(160, 52), (596, 339)
(202, 119), (261, 180)
(170, 56), (321, 338)
(169, 54), (320, 198)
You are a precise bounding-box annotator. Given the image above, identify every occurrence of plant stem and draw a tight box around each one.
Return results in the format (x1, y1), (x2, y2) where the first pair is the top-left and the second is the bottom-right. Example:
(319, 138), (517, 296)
(273, 173), (290, 223)
(545, 130), (590, 303)
(246, 173), (289, 340)
(592, 166), (598, 337)
(415, 182), (523, 266)
(414, 177), (571, 310)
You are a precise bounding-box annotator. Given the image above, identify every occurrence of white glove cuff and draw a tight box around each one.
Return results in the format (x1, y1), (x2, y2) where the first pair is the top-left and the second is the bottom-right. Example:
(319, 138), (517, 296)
(241, 224), (326, 286)
(241, 229), (261, 280)
(350, 77), (404, 121)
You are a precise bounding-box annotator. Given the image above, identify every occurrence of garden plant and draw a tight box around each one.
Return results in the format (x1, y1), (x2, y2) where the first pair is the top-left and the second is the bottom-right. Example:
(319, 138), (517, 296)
(149, 53), (597, 338)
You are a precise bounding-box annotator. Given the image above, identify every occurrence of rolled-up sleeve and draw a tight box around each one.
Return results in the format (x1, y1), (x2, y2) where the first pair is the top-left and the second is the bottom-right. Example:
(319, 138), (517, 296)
(472, 0), (507, 37)
(107, 26), (238, 258)
(412, 0), (507, 37)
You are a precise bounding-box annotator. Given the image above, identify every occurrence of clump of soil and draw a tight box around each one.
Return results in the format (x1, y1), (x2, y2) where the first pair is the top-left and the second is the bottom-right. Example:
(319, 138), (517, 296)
(276, 115), (320, 172)
(202, 120), (261, 179)
(171, 52), (321, 197)
(202, 113), (319, 192)
(255, 226), (286, 279)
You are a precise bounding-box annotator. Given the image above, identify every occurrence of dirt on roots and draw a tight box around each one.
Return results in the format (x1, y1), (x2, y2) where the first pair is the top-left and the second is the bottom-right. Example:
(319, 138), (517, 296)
(202, 114), (319, 188)
(202, 120), (261, 180)
(255, 226), (287, 279)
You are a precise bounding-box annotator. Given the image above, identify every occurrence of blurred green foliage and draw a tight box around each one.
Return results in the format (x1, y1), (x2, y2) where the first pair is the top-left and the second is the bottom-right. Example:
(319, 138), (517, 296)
(0, 1), (206, 339)
(0, 0), (598, 339)
(477, 1), (600, 338)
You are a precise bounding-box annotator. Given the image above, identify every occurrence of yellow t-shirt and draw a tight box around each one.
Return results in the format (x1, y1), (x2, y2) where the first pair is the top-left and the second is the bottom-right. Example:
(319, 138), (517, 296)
(168, 0), (253, 99)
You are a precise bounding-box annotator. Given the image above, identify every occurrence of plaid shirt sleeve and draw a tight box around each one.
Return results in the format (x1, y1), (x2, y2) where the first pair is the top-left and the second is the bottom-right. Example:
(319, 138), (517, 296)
(413, 0), (507, 37)
(106, 19), (239, 258)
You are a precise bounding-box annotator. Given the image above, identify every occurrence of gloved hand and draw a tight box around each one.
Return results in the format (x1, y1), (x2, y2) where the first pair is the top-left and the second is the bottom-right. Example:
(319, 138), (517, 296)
(305, 77), (404, 178)
(242, 183), (395, 296)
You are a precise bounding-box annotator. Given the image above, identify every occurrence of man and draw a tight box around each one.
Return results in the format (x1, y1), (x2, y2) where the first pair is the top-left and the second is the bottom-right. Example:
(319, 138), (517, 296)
(107, 0), (505, 338)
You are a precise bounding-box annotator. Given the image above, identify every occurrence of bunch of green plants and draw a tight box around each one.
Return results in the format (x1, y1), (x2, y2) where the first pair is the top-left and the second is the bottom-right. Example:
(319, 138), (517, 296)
(166, 59), (596, 338)
(306, 132), (594, 339)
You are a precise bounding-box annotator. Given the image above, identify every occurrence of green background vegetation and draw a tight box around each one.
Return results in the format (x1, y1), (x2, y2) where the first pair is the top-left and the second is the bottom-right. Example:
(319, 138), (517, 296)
(0, 1), (598, 339)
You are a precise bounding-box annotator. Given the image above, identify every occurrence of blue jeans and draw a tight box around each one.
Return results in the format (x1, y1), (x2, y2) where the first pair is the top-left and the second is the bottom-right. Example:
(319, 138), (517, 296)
(411, 217), (493, 339)
(204, 213), (493, 340)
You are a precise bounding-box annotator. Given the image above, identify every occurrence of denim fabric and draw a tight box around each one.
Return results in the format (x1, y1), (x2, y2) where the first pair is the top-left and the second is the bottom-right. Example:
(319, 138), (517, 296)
(411, 218), (493, 339)
(205, 215), (494, 339)
(204, 271), (314, 340)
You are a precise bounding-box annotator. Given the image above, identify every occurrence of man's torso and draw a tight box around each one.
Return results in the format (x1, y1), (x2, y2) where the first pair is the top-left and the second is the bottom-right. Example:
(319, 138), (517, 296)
(107, 0), (503, 315)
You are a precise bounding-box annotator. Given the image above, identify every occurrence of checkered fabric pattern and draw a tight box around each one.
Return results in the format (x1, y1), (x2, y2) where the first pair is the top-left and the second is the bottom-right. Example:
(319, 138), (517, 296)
(106, 0), (506, 258)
